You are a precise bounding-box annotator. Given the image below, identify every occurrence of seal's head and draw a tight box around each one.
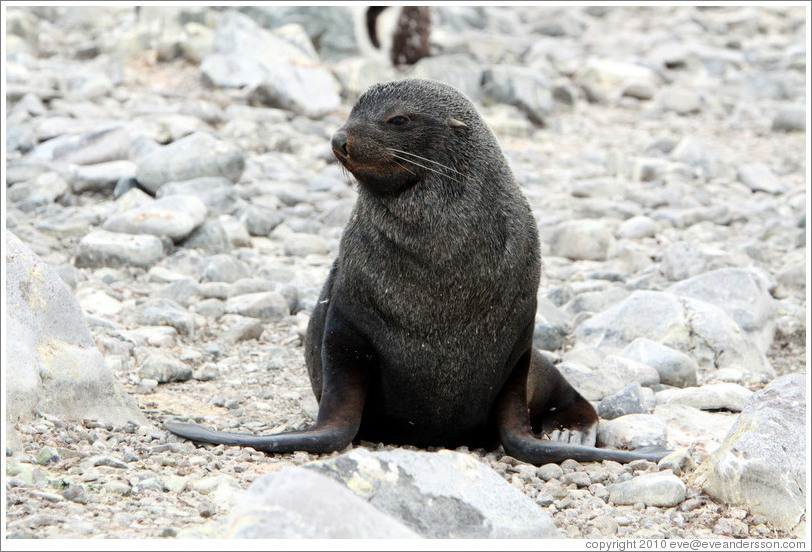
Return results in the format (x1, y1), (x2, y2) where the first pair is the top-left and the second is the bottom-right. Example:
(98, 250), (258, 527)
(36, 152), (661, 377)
(332, 79), (486, 197)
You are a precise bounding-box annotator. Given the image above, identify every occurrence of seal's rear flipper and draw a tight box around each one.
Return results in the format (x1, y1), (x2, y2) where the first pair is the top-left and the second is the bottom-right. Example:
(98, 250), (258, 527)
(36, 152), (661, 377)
(497, 349), (672, 464)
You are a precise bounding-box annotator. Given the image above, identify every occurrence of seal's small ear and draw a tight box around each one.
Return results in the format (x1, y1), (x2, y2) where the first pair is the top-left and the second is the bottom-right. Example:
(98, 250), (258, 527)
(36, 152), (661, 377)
(446, 116), (468, 129)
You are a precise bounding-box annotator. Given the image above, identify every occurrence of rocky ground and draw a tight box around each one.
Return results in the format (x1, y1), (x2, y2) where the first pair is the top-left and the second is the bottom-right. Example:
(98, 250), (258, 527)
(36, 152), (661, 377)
(4, 5), (809, 542)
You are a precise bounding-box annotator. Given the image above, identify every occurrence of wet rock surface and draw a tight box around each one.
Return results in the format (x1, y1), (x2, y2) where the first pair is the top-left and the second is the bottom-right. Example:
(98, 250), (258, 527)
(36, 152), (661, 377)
(4, 5), (807, 540)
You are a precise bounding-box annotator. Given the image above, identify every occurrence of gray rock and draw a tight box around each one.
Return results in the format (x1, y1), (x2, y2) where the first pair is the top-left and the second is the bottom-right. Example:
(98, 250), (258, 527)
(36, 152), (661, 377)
(659, 241), (705, 282)
(103, 194), (208, 242)
(557, 355), (640, 401)
(218, 317), (265, 346)
(659, 87), (702, 115)
(333, 57), (399, 99)
(236, 6), (356, 62)
(9, 171), (68, 212)
(597, 383), (649, 420)
(564, 286), (630, 317)
(771, 106), (806, 132)
(247, 64), (341, 119)
(306, 448), (561, 538)
(701, 374), (806, 533)
(50, 126), (131, 165)
(201, 254), (251, 283)
(574, 58), (660, 103)
(619, 338), (698, 388)
(282, 232), (328, 257)
(135, 132), (245, 194)
(736, 163), (786, 195)
(597, 414), (668, 450)
(218, 215), (253, 248)
(225, 292), (289, 322)
(75, 230), (167, 269)
(481, 65), (553, 125)
(5, 158), (55, 186)
(656, 383), (753, 412)
(137, 352), (193, 384)
(574, 291), (773, 380)
(69, 160), (137, 194)
(546, 219), (617, 261)
(225, 467), (420, 538)
(667, 268), (777, 353)
(236, 204), (284, 237)
(409, 54), (483, 102)
(156, 177), (239, 215)
(609, 472), (686, 507)
(182, 220), (232, 255)
(5, 232), (147, 427)
(616, 215), (658, 239)
(654, 404), (737, 453)
(536, 463), (564, 481)
(533, 323), (567, 351)
(136, 298), (198, 337)
(669, 136), (719, 179)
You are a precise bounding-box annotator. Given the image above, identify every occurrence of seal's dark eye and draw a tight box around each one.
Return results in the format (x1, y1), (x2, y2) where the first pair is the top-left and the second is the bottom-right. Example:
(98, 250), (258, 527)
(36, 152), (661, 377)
(387, 115), (410, 126)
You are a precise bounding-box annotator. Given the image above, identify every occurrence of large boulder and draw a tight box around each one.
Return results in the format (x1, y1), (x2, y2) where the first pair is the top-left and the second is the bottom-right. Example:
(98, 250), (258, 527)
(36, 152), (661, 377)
(699, 374), (806, 535)
(5, 232), (147, 443)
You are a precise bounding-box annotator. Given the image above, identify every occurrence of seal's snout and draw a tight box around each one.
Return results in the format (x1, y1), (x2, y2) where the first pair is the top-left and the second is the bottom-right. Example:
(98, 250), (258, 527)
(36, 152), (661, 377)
(332, 130), (349, 157)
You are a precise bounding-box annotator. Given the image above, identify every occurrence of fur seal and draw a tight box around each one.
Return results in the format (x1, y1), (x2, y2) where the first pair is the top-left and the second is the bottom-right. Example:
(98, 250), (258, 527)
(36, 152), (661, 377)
(166, 79), (670, 464)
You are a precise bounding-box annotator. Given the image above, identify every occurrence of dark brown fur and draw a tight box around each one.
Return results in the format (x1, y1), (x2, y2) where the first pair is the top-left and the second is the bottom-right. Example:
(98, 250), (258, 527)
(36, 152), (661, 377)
(166, 79), (669, 464)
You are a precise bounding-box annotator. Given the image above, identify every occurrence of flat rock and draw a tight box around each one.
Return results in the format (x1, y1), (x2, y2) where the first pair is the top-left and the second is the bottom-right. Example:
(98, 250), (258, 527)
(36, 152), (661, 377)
(656, 383), (753, 412)
(736, 162), (786, 195)
(103, 194), (208, 242)
(609, 472), (686, 507)
(306, 448), (561, 538)
(75, 230), (166, 269)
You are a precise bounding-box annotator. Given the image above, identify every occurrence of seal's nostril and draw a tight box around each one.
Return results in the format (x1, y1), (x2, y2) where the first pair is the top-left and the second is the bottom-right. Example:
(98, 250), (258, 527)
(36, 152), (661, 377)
(332, 131), (349, 156)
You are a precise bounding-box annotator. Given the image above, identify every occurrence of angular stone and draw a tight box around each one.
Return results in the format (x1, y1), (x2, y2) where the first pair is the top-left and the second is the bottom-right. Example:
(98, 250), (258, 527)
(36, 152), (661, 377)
(736, 163), (785, 195)
(225, 291), (289, 322)
(597, 383), (649, 420)
(619, 338), (698, 388)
